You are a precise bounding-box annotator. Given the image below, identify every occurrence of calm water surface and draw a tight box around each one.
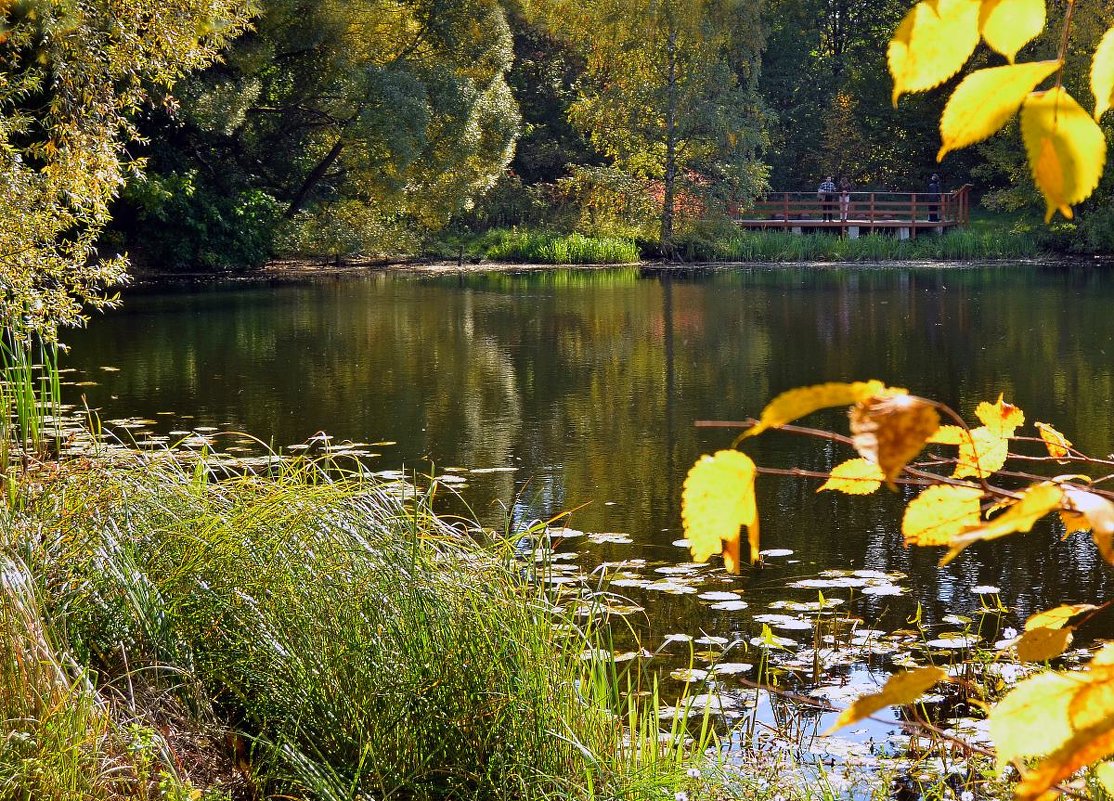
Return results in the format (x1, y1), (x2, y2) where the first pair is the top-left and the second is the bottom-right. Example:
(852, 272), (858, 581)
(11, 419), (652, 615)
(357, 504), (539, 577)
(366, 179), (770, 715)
(62, 263), (1114, 670)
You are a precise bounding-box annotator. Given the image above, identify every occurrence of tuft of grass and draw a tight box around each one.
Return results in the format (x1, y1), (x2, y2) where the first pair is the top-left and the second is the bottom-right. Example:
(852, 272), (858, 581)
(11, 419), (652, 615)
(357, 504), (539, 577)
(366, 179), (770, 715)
(5, 452), (716, 800)
(469, 229), (641, 265)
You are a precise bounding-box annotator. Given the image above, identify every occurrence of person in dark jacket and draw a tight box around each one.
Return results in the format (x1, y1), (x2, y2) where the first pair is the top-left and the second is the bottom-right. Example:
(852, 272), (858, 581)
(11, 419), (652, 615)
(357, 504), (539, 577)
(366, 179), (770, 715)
(818, 176), (836, 222)
(927, 173), (942, 222)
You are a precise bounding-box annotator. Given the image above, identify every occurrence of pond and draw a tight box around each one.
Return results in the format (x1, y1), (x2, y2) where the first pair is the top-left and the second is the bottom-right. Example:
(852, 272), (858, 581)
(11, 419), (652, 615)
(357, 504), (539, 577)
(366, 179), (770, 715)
(60, 262), (1114, 770)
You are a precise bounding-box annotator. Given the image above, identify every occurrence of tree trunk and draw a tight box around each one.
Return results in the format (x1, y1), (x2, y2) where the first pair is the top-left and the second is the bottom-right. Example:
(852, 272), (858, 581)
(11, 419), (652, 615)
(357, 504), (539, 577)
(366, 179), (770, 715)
(661, 27), (678, 251)
(284, 138), (345, 218)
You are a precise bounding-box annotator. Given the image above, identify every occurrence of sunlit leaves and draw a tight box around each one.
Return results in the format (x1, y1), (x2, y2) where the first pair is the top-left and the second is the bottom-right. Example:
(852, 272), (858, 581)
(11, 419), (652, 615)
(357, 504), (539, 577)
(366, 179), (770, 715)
(978, 0), (1045, 63)
(992, 662), (1114, 801)
(744, 380), (890, 438)
(682, 450), (758, 573)
(888, 0), (981, 105)
(1021, 88), (1108, 222)
(942, 482), (1063, 564)
(850, 393), (939, 487)
(1062, 487), (1114, 565)
(1093, 27), (1114, 121)
(1025, 603), (1098, 631)
(1035, 421), (1072, 459)
(824, 666), (948, 734)
(817, 458), (884, 495)
(927, 425), (964, 444)
(902, 484), (983, 546)
(938, 62), (1059, 159)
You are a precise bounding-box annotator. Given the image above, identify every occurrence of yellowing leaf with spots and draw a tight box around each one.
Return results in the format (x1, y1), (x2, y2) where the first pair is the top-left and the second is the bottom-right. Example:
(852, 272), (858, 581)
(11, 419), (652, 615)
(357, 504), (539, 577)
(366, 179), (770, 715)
(1016, 626), (1073, 662)
(938, 61), (1059, 159)
(953, 426), (1008, 478)
(1021, 88), (1108, 222)
(1093, 26), (1114, 121)
(994, 663), (1114, 801)
(889, 0), (981, 105)
(928, 424), (965, 444)
(975, 394), (1025, 437)
(850, 393), (939, 487)
(682, 450), (758, 573)
(1035, 421), (1072, 459)
(744, 380), (891, 438)
(817, 457), (884, 495)
(902, 484), (983, 546)
(978, 0), (1045, 62)
(1024, 603), (1098, 631)
(942, 482), (1063, 564)
(824, 666), (948, 734)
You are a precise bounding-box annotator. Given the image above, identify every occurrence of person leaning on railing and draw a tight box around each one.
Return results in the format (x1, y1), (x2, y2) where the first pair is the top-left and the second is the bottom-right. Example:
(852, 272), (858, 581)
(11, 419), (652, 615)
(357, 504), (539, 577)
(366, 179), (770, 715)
(817, 176), (836, 222)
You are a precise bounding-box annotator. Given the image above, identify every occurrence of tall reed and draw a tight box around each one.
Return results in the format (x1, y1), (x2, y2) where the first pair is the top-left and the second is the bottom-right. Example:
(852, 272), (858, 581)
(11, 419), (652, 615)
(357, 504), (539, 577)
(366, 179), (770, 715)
(9, 453), (715, 800)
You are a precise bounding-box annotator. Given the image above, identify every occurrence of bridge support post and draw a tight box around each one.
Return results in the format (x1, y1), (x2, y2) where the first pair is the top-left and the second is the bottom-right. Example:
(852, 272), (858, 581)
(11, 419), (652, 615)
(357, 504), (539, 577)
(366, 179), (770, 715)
(791, 225), (802, 235)
(846, 226), (859, 240)
(897, 227), (910, 240)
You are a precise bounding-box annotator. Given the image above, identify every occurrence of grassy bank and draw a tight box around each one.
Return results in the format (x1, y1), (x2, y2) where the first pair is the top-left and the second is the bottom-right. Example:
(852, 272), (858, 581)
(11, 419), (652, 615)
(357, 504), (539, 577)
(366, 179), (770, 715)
(673, 227), (1041, 262)
(1, 453), (722, 800)
(441, 225), (1041, 267)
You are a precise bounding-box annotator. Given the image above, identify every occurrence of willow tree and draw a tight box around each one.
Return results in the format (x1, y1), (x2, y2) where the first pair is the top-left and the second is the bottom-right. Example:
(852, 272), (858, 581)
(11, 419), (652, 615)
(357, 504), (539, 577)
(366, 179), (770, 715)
(0, 0), (253, 335)
(529, 0), (767, 245)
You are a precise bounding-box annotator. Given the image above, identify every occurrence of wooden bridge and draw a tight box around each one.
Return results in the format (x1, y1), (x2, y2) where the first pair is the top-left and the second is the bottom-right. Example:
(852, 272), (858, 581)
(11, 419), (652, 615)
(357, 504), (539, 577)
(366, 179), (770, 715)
(734, 185), (971, 238)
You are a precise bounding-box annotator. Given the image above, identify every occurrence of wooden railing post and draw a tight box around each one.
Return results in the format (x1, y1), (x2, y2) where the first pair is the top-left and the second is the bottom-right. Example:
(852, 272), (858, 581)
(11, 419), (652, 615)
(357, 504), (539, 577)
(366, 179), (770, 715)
(869, 192), (875, 230)
(783, 192), (789, 222)
(910, 193), (917, 238)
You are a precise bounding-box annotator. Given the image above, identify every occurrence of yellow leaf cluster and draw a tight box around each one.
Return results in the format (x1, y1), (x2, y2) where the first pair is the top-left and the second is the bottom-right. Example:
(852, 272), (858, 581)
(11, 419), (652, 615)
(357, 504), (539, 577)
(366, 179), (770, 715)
(681, 450), (759, 573)
(850, 394), (940, 487)
(890, 2), (1111, 220)
(926, 396), (1022, 479)
(942, 481), (1063, 564)
(1062, 487), (1114, 565)
(824, 666), (948, 734)
(992, 657), (1114, 801)
(817, 457), (884, 495)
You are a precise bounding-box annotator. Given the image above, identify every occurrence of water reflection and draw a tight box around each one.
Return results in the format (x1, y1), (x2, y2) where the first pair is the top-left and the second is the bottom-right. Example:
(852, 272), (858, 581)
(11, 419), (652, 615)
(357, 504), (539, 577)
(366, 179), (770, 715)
(63, 264), (1114, 640)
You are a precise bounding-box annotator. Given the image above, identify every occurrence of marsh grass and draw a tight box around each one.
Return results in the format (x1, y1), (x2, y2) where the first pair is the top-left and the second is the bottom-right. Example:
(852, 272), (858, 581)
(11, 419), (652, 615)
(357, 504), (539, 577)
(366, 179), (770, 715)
(472, 229), (641, 265)
(4, 452), (718, 800)
(675, 228), (1041, 262)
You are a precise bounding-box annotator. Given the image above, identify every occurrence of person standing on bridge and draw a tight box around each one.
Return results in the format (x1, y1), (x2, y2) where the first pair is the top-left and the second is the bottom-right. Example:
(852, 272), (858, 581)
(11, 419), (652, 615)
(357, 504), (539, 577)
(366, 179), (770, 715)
(927, 173), (942, 222)
(838, 176), (852, 222)
(817, 176), (836, 222)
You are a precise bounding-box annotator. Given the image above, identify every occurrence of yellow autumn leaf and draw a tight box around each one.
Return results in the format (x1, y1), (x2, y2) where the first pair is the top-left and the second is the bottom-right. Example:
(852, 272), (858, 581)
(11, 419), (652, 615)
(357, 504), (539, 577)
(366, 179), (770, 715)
(902, 484), (983, 546)
(1016, 626), (1073, 662)
(1014, 669), (1114, 801)
(938, 61), (1059, 159)
(1021, 87), (1108, 222)
(817, 457), (884, 495)
(991, 670), (1089, 767)
(824, 666), (948, 734)
(975, 394), (1025, 437)
(1062, 487), (1114, 565)
(953, 426), (1008, 479)
(682, 450), (759, 573)
(1093, 26), (1114, 121)
(743, 380), (891, 438)
(1025, 603), (1098, 631)
(889, 0), (981, 105)
(850, 393), (940, 487)
(1035, 421), (1073, 459)
(927, 424), (965, 444)
(1096, 762), (1114, 798)
(941, 481), (1063, 564)
(978, 0), (1045, 63)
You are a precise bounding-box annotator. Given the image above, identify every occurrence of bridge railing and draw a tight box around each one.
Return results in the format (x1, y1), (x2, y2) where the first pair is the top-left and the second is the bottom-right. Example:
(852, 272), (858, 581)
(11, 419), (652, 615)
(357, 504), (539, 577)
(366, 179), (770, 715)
(735, 185), (972, 227)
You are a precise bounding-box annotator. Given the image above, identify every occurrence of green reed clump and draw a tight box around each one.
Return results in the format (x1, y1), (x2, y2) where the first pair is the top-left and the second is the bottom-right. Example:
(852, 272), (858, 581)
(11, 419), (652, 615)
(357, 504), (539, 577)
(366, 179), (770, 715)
(676, 228), (1040, 262)
(5, 453), (709, 801)
(477, 229), (640, 264)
